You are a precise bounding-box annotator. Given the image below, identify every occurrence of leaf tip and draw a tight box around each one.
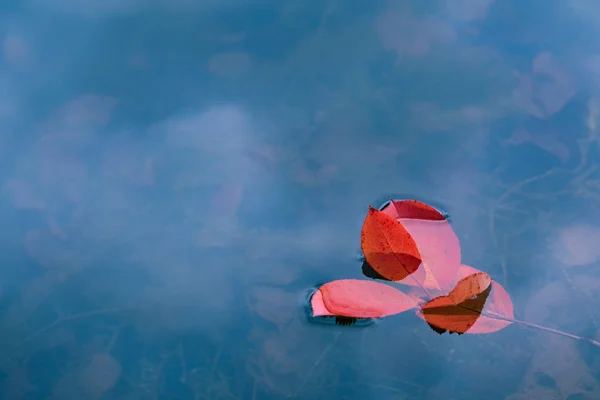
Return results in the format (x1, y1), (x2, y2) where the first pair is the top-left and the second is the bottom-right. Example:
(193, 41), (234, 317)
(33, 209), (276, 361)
(310, 288), (332, 317)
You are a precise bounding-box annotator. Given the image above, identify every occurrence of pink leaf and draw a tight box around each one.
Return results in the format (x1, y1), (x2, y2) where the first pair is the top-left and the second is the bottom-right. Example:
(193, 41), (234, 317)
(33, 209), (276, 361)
(381, 200), (461, 291)
(311, 279), (418, 318)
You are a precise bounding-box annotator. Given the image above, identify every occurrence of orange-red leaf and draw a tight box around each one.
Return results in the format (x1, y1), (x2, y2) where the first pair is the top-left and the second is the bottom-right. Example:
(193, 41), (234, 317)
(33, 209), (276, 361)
(360, 206), (422, 281)
(311, 279), (418, 318)
(381, 199), (447, 220)
(455, 265), (514, 334)
(420, 272), (492, 334)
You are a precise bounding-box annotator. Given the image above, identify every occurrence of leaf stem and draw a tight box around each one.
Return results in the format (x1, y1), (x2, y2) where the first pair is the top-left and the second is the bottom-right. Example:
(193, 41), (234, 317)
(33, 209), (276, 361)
(483, 311), (600, 348)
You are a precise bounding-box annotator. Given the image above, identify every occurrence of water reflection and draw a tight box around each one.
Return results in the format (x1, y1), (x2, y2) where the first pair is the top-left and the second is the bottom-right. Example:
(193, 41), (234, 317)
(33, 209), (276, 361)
(0, 0), (600, 399)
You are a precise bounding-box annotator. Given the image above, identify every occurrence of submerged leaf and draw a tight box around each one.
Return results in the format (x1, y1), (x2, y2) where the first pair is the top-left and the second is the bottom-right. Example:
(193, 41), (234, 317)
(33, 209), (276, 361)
(420, 272), (492, 334)
(311, 279), (418, 318)
(360, 206), (422, 281)
(80, 353), (122, 398)
(250, 286), (296, 326)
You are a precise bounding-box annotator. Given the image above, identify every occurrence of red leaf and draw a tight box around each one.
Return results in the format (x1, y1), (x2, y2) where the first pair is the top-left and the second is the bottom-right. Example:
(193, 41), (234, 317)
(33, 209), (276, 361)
(381, 199), (446, 220)
(413, 265), (515, 334)
(455, 265), (514, 334)
(311, 279), (418, 318)
(420, 272), (492, 334)
(360, 206), (422, 281)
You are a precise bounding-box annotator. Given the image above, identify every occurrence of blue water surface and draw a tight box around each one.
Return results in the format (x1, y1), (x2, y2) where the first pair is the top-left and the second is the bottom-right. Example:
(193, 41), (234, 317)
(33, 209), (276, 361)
(1, 1), (600, 399)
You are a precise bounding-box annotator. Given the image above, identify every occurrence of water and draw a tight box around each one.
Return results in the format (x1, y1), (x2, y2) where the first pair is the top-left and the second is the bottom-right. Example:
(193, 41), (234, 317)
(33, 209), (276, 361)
(1, 1), (600, 399)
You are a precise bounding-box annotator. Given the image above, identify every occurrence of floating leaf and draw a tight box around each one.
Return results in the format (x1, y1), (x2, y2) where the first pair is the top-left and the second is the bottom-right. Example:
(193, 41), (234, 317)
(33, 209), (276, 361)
(310, 289), (331, 317)
(310, 197), (600, 348)
(456, 265), (514, 334)
(360, 206), (422, 281)
(420, 272), (492, 334)
(311, 279), (418, 319)
(381, 199), (447, 221)
(412, 265), (514, 334)
(364, 199), (461, 291)
(396, 217), (461, 291)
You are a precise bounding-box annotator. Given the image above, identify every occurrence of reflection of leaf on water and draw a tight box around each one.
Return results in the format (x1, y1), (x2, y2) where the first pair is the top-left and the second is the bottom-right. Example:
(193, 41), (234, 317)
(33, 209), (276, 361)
(187, 366), (240, 400)
(290, 157), (338, 186)
(549, 223), (600, 267)
(510, 276), (600, 399)
(246, 262), (299, 286)
(489, 95), (600, 290)
(2, 366), (34, 400)
(503, 127), (570, 164)
(510, 336), (600, 400)
(513, 52), (576, 119)
(247, 319), (346, 398)
(138, 357), (162, 396)
(525, 276), (600, 336)
(80, 353), (122, 399)
(100, 142), (154, 187)
(0, 271), (73, 339)
(5, 179), (46, 210)
(51, 352), (121, 399)
(248, 286), (296, 327)
(407, 102), (502, 133)
(377, 12), (456, 59)
(124, 342), (246, 400)
(25, 229), (76, 271)
(5, 217), (114, 336)
(504, 387), (560, 400)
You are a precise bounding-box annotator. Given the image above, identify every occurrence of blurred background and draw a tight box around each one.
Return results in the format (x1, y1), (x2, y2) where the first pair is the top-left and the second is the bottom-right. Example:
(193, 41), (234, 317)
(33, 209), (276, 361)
(1, 0), (600, 399)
